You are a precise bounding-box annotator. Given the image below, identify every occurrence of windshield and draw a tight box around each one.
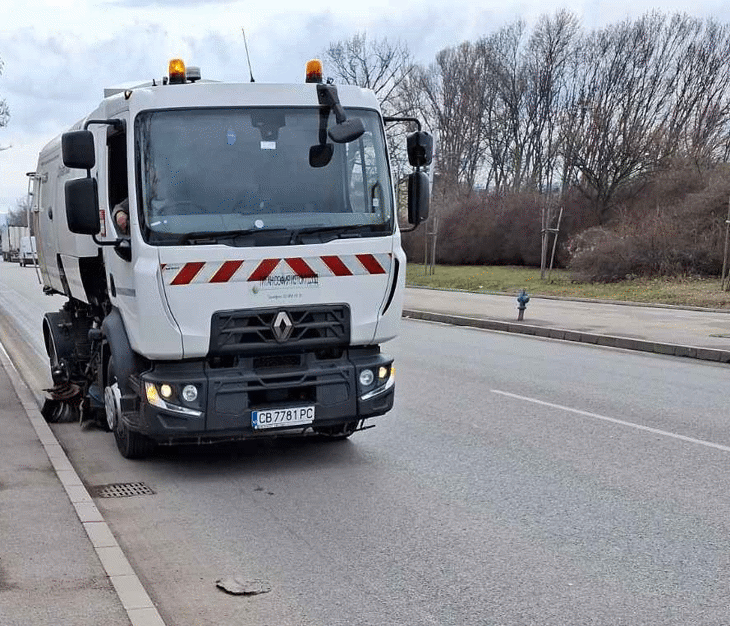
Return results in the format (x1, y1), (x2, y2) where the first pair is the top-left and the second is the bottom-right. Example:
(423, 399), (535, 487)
(135, 107), (393, 245)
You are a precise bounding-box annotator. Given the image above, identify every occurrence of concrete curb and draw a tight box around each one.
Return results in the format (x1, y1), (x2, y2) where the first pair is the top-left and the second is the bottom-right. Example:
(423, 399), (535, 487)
(402, 309), (730, 364)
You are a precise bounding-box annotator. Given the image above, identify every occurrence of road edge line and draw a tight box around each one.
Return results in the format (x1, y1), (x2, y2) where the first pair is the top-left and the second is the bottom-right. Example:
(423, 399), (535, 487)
(0, 340), (167, 626)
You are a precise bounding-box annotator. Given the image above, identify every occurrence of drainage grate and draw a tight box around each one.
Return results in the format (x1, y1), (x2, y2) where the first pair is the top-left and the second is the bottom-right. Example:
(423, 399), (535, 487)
(90, 482), (155, 498)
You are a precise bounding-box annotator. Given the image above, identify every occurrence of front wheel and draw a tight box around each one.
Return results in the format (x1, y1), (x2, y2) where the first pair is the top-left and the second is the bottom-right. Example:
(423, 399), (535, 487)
(107, 359), (155, 459)
(114, 418), (155, 459)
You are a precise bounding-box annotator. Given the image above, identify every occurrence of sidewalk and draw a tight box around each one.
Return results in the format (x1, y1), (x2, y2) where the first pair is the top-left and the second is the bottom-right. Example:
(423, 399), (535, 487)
(0, 350), (130, 625)
(404, 287), (730, 363)
(0, 345), (166, 626)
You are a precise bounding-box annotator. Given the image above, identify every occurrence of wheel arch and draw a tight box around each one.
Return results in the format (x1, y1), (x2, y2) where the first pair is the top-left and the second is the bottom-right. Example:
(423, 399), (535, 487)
(101, 308), (137, 393)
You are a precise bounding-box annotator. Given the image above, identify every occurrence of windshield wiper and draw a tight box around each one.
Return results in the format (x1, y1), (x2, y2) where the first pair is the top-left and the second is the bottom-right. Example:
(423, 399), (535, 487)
(289, 224), (383, 244)
(179, 228), (290, 244)
(177, 224), (385, 245)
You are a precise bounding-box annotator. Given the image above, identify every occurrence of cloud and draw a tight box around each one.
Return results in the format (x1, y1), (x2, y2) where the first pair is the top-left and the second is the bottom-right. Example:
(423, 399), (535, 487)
(1, 0), (729, 203)
(108, 0), (231, 5)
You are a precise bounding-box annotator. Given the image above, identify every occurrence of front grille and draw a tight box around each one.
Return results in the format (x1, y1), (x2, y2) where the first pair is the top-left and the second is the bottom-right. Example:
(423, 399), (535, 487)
(209, 305), (350, 356)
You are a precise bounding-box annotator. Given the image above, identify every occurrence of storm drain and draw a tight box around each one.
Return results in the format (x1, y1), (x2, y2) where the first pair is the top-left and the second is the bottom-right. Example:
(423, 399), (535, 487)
(90, 482), (155, 498)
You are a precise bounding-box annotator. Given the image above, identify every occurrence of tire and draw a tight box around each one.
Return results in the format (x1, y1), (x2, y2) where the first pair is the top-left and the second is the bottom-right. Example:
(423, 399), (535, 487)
(108, 358), (155, 459)
(115, 418), (155, 459)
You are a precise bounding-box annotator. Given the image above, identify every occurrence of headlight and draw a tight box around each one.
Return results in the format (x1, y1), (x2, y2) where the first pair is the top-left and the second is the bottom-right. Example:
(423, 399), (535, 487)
(145, 382), (161, 406)
(144, 381), (203, 417)
(360, 365), (395, 401)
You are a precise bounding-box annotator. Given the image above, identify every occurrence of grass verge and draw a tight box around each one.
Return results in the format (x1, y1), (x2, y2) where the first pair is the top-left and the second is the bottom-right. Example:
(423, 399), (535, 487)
(406, 264), (730, 309)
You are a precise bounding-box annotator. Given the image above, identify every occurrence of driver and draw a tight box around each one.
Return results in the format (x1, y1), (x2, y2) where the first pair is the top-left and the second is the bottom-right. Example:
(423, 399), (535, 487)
(112, 198), (129, 235)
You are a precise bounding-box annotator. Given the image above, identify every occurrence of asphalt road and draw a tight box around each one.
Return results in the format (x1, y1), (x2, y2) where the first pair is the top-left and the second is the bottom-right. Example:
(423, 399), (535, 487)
(2, 259), (730, 625)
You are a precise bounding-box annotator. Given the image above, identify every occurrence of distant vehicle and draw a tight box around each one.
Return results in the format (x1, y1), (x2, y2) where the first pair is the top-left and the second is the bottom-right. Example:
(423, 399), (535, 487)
(2, 226), (29, 263)
(20, 235), (37, 266)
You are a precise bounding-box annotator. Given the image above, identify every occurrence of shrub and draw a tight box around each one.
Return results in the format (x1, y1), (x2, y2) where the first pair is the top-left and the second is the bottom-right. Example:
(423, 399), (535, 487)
(403, 190), (595, 267)
(403, 160), (730, 278)
(568, 161), (730, 282)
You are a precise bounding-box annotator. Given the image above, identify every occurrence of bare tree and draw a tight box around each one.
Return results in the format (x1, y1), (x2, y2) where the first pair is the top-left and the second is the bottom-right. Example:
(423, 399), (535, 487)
(415, 41), (491, 194)
(332, 12), (730, 232)
(473, 14), (579, 195)
(561, 14), (687, 222)
(665, 18), (730, 164)
(7, 196), (31, 230)
(523, 10), (580, 193)
(323, 33), (419, 182)
(482, 21), (533, 192)
(0, 55), (9, 147)
(323, 33), (415, 117)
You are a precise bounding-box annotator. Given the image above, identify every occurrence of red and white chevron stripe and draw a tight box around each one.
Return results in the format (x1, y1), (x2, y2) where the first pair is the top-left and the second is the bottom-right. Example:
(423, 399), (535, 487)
(160, 253), (392, 286)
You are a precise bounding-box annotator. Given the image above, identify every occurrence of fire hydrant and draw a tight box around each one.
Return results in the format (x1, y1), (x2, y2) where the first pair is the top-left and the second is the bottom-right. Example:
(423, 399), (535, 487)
(517, 289), (530, 321)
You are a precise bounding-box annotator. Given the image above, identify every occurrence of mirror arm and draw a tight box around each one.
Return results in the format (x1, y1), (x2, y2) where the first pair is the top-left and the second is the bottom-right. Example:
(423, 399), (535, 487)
(93, 234), (126, 247)
(83, 119), (125, 132)
(93, 235), (132, 261)
(383, 116), (422, 131)
(316, 84), (347, 123)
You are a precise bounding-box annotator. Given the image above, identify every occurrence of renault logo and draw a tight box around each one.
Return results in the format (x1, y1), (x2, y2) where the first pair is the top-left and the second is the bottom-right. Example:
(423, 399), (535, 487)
(272, 311), (294, 342)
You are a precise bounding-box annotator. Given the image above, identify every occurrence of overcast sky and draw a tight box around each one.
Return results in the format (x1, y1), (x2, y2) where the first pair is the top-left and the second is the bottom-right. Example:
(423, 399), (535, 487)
(1, 0), (728, 213)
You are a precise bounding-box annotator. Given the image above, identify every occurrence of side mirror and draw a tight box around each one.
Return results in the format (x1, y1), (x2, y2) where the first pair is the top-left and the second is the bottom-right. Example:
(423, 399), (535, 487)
(408, 171), (430, 226)
(407, 131), (433, 168)
(309, 143), (334, 168)
(328, 118), (365, 144)
(62, 131), (96, 170)
(65, 178), (100, 235)
(316, 83), (366, 144)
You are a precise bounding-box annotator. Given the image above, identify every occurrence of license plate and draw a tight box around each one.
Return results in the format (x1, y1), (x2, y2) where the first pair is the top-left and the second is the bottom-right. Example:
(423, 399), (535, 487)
(252, 406), (315, 430)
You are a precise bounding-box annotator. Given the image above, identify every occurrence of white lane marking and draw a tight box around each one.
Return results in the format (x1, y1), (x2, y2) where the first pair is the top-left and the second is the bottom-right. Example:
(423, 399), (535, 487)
(491, 389), (730, 454)
(0, 339), (167, 626)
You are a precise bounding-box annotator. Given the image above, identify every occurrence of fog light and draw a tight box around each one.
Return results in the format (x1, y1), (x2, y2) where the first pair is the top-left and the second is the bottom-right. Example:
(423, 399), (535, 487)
(359, 369), (374, 387)
(182, 384), (198, 402)
(160, 384), (173, 399)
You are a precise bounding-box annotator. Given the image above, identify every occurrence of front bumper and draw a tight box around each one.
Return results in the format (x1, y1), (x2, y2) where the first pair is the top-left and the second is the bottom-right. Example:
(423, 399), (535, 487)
(123, 347), (394, 443)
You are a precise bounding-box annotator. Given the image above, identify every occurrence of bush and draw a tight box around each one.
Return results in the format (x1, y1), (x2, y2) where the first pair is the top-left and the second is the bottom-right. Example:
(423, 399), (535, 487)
(403, 159), (730, 279)
(568, 161), (730, 282)
(403, 190), (595, 267)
